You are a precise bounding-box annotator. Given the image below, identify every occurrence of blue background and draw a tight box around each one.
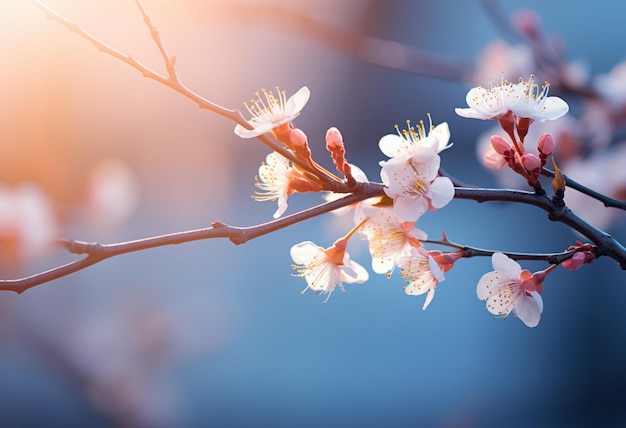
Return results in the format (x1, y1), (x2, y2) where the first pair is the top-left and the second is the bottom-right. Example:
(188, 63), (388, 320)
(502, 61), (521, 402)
(1, 0), (625, 427)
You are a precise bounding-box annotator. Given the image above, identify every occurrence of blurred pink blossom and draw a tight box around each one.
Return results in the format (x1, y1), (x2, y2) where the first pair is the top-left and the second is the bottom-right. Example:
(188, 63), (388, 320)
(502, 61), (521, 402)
(0, 183), (57, 270)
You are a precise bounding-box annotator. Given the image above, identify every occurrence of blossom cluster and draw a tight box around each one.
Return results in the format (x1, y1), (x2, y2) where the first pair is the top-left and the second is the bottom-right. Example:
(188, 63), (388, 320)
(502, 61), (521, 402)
(233, 81), (584, 328)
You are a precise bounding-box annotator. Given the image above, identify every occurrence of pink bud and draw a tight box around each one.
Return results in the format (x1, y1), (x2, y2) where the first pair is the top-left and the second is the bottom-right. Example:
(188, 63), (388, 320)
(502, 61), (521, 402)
(490, 135), (512, 155)
(562, 252), (585, 271)
(483, 146), (507, 170)
(325, 127), (344, 152)
(521, 153), (541, 171)
(290, 128), (308, 150)
(537, 133), (556, 155)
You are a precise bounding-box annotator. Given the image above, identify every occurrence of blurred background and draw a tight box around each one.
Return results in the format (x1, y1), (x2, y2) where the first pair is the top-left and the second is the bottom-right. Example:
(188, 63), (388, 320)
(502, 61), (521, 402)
(1, 0), (626, 427)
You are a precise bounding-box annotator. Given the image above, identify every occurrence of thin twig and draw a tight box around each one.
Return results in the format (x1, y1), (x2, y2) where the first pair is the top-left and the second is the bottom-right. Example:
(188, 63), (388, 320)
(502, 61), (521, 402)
(423, 238), (584, 265)
(541, 167), (626, 210)
(29, 0), (343, 190)
(133, 0), (179, 82)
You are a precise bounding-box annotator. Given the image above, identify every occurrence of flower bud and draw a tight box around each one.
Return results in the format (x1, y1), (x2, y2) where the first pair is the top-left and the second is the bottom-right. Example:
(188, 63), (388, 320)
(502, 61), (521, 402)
(325, 127), (344, 152)
(325, 126), (353, 178)
(290, 128), (314, 164)
(490, 135), (512, 155)
(483, 146), (507, 169)
(521, 153), (541, 171)
(290, 128), (308, 149)
(562, 252), (585, 271)
(537, 133), (556, 155)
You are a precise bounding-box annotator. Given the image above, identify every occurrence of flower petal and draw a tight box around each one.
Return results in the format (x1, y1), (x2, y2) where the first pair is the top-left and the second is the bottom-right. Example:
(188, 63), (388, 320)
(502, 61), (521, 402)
(515, 291), (543, 327)
(283, 86), (310, 116)
(290, 241), (323, 264)
(393, 195), (428, 222)
(427, 176), (455, 209)
(341, 256), (369, 283)
(378, 134), (404, 158)
(234, 122), (275, 139)
(430, 122), (452, 152)
(491, 252), (522, 278)
(422, 286), (436, 310)
(476, 271), (501, 300)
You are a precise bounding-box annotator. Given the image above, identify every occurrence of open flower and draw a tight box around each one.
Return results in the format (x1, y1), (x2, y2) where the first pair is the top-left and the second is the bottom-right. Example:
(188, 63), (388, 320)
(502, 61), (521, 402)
(355, 204), (426, 276)
(455, 79), (527, 120)
(254, 152), (323, 218)
(476, 252), (544, 327)
(511, 77), (569, 121)
(291, 239), (368, 302)
(379, 118), (451, 158)
(234, 86), (310, 139)
(397, 248), (445, 310)
(456, 76), (568, 122)
(380, 148), (454, 222)
(254, 152), (293, 218)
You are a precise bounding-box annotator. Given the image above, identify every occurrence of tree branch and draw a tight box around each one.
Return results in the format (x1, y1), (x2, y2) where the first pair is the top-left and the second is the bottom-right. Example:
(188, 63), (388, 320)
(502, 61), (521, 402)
(454, 187), (626, 268)
(133, 0), (179, 83)
(541, 167), (626, 210)
(0, 184), (385, 293)
(3, 183), (625, 293)
(423, 238), (584, 265)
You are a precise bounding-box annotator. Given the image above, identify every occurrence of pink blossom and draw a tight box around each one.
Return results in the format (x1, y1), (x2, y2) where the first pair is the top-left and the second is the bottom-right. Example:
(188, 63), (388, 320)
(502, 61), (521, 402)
(456, 77), (569, 122)
(0, 183), (57, 268)
(291, 238), (368, 302)
(355, 204), (427, 276)
(234, 86), (310, 139)
(398, 248), (445, 310)
(380, 149), (454, 222)
(254, 152), (323, 219)
(379, 118), (451, 158)
(476, 253), (544, 328)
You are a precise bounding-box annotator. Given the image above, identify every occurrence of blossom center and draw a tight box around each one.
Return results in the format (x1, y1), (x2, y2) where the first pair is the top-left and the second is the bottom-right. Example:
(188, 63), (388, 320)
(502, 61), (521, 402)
(396, 115), (432, 146)
(244, 87), (288, 122)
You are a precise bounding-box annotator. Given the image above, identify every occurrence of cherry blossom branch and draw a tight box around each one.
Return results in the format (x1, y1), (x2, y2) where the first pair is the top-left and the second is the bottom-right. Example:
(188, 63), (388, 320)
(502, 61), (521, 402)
(15, 1), (624, 298)
(454, 187), (626, 268)
(2, 182), (625, 293)
(34, 0), (625, 202)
